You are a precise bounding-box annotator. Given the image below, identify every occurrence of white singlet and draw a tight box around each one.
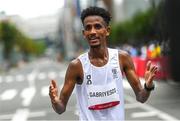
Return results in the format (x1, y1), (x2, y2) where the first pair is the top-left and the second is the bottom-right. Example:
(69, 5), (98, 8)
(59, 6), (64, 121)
(76, 48), (125, 121)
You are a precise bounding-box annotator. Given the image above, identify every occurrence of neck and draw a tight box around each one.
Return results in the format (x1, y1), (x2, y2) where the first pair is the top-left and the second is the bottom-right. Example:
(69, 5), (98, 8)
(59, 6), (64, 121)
(89, 46), (108, 59)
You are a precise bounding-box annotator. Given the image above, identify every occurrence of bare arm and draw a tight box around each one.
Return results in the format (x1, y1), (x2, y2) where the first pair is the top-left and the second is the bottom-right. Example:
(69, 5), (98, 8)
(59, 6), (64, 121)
(119, 51), (157, 103)
(49, 59), (82, 114)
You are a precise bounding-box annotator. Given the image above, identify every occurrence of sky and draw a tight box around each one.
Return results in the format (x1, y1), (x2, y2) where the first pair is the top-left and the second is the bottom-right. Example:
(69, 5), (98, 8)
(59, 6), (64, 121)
(0, 0), (64, 19)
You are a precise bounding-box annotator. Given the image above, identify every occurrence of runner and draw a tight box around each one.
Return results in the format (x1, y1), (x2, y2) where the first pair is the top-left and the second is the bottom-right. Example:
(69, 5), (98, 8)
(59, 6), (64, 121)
(49, 6), (157, 121)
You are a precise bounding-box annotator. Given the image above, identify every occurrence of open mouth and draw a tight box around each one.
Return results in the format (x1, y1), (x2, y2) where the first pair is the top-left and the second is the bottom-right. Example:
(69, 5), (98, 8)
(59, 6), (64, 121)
(89, 37), (99, 41)
(89, 38), (99, 44)
(90, 38), (98, 41)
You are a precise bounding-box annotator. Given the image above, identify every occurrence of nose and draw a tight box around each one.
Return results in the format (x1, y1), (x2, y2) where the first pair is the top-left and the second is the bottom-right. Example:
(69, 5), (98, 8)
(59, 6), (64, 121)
(90, 27), (96, 34)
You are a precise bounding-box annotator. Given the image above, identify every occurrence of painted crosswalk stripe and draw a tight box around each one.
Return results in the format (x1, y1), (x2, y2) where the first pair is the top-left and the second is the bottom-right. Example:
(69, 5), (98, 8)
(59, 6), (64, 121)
(21, 87), (36, 106)
(38, 72), (46, 80)
(11, 109), (29, 121)
(41, 86), (49, 96)
(27, 70), (38, 82)
(15, 74), (25, 82)
(48, 71), (57, 79)
(6, 75), (13, 83)
(125, 95), (179, 120)
(132, 111), (157, 118)
(0, 110), (46, 120)
(28, 110), (46, 118)
(0, 89), (17, 100)
(0, 113), (13, 120)
(27, 69), (38, 87)
(125, 103), (140, 109)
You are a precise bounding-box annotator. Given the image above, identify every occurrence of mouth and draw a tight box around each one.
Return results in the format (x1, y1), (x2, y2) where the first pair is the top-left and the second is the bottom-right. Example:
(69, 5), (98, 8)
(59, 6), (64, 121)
(89, 39), (99, 44)
(89, 37), (99, 41)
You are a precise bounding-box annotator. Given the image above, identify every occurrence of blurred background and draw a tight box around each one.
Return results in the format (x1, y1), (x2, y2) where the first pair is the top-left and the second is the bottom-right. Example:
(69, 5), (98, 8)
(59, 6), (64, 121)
(0, 0), (180, 121)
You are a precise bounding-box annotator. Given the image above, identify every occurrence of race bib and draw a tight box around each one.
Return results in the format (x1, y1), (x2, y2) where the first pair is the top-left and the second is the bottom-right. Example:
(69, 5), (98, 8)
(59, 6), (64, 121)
(87, 81), (120, 110)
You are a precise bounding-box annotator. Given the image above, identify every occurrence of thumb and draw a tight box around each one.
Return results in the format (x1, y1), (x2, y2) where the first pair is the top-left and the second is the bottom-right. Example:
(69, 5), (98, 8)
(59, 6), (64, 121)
(146, 61), (151, 71)
(51, 80), (57, 88)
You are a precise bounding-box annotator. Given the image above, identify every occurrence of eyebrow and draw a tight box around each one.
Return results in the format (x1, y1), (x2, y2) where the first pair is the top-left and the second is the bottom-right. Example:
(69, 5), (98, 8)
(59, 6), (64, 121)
(84, 22), (106, 27)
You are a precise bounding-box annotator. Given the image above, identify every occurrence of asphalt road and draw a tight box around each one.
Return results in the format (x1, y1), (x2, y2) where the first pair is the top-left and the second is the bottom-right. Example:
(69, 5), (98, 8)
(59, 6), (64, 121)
(0, 58), (180, 121)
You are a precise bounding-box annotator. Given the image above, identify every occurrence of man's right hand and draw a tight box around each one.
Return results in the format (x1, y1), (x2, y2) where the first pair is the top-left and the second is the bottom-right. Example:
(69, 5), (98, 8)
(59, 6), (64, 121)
(49, 80), (59, 103)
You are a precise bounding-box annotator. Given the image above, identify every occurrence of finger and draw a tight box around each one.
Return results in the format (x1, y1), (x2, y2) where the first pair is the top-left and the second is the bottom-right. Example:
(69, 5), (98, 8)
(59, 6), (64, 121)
(49, 91), (58, 101)
(49, 93), (56, 100)
(146, 61), (151, 71)
(51, 88), (57, 93)
(150, 66), (156, 73)
(147, 74), (156, 83)
(49, 87), (58, 97)
(51, 80), (57, 88)
(49, 87), (57, 93)
(49, 88), (56, 98)
(49, 89), (56, 97)
(49, 84), (54, 91)
(152, 66), (158, 74)
(150, 63), (157, 73)
(49, 80), (54, 88)
(49, 91), (54, 97)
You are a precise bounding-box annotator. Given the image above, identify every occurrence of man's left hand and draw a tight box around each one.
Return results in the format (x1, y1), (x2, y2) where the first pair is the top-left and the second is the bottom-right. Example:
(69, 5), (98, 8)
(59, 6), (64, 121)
(144, 61), (158, 88)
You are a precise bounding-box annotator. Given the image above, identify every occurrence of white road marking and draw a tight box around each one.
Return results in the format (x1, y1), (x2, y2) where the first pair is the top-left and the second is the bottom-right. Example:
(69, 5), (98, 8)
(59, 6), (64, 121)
(20, 87), (36, 107)
(11, 109), (29, 121)
(41, 86), (49, 96)
(125, 95), (179, 120)
(0, 113), (13, 119)
(0, 110), (46, 120)
(27, 69), (38, 86)
(132, 111), (157, 118)
(125, 103), (140, 109)
(0, 89), (17, 100)
(15, 74), (25, 82)
(38, 72), (46, 80)
(28, 110), (46, 117)
(5, 75), (13, 83)
(48, 71), (57, 80)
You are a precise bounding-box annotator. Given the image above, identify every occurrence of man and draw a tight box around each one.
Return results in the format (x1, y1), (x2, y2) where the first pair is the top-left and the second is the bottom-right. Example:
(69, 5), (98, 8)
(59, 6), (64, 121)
(49, 6), (157, 120)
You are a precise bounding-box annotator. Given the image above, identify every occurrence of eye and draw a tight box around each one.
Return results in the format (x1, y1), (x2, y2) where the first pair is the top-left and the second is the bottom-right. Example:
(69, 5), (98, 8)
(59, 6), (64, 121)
(94, 24), (103, 30)
(84, 25), (91, 31)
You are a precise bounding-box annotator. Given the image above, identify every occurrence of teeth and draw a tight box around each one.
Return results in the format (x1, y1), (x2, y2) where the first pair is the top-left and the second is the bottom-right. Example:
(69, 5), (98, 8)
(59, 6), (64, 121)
(89, 36), (97, 40)
(90, 38), (95, 39)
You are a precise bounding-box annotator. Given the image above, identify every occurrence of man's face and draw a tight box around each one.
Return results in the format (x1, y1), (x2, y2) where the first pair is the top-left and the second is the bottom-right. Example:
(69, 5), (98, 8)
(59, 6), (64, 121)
(82, 15), (110, 48)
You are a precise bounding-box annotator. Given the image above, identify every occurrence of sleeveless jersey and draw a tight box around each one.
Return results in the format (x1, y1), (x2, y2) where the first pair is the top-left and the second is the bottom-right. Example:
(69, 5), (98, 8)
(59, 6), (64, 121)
(76, 48), (125, 121)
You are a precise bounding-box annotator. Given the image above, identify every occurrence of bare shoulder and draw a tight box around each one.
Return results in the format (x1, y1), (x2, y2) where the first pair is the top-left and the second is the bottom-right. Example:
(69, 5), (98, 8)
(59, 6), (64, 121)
(68, 58), (82, 69)
(118, 50), (134, 70)
(118, 50), (131, 61)
(67, 58), (83, 84)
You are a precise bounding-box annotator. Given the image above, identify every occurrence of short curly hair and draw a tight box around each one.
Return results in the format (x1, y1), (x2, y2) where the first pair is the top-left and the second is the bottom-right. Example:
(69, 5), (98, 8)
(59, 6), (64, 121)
(81, 6), (111, 26)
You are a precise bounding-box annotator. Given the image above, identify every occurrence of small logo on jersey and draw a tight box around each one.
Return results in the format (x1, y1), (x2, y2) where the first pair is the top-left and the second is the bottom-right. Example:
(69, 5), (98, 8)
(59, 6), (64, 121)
(86, 75), (92, 85)
(112, 68), (118, 79)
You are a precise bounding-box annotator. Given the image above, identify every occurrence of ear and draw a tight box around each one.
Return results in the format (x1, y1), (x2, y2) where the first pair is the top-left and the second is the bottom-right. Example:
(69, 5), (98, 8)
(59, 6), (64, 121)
(82, 29), (85, 36)
(106, 26), (110, 36)
(82, 29), (87, 39)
